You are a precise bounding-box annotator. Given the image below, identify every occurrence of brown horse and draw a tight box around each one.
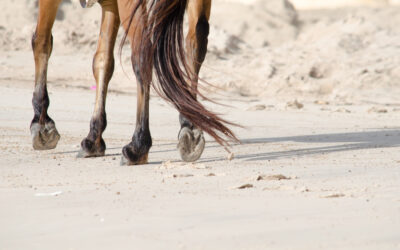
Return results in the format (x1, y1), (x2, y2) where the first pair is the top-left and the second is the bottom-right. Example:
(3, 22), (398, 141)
(31, 0), (237, 165)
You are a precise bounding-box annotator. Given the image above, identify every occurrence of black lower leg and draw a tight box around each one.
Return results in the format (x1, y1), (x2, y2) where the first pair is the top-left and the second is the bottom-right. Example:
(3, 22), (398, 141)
(121, 60), (152, 165)
(122, 125), (152, 165)
(79, 52), (113, 158)
(195, 14), (209, 68)
(80, 112), (107, 157)
(31, 81), (52, 127)
(30, 82), (60, 151)
(179, 113), (194, 130)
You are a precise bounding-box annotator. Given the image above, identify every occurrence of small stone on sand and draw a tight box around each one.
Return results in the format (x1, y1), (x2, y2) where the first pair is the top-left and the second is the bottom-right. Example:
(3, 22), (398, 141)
(368, 107), (388, 113)
(173, 174), (194, 178)
(257, 174), (291, 181)
(237, 184), (254, 189)
(287, 100), (304, 109)
(247, 104), (266, 111)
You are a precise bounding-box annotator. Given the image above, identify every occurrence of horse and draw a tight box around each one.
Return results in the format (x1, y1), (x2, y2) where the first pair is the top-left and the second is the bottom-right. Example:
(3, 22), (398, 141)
(30, 0), (237, 165)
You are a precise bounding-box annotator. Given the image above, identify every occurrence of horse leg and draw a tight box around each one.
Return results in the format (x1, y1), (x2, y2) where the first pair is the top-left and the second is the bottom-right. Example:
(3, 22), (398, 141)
(31, 0), (62, 150)
(78, 0), (120, 158)
(177, 0), (211, 162)
(119, 2), (152, 165)
(120, 69), (151, 165)
(120, 57), (152, 165)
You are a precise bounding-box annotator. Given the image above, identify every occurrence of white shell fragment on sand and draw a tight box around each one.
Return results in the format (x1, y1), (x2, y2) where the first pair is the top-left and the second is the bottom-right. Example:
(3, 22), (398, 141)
(322, 193), (346, 198)
(34, 191), (63, 197)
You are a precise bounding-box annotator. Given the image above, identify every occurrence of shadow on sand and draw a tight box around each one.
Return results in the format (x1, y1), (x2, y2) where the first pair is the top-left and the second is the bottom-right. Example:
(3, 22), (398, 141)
(198, 129), (400, 163)
(52, 129), (400, 164)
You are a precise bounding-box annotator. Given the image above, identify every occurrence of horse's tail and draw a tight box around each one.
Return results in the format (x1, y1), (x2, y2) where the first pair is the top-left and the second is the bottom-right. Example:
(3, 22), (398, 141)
(126, 0), (238, 147)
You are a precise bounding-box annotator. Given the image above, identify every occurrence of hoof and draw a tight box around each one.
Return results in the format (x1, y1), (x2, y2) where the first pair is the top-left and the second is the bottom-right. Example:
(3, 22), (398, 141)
(31, 122), (60, 150)
(121, 143), (149, 166)
(178, 127), (205, 162)
(77, 138), (105, 158)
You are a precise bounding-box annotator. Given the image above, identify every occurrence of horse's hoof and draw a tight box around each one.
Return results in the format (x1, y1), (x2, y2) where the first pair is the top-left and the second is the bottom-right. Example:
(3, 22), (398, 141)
(178, 127), (205, 162)
(121, 143), (149, 166)
(31, 122), (60, 150)
(77, 138), (105, 158)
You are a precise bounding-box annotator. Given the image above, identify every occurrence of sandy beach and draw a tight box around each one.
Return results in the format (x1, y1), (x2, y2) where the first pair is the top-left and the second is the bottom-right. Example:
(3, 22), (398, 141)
(0, 0), (399, 249)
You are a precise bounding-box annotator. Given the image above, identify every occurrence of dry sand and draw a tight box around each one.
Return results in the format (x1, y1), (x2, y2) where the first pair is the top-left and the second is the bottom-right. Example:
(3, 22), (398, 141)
(1, 0), (400, 249)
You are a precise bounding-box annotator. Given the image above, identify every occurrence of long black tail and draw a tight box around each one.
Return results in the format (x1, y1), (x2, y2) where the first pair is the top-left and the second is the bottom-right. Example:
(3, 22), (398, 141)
(125, 0), (238, 147)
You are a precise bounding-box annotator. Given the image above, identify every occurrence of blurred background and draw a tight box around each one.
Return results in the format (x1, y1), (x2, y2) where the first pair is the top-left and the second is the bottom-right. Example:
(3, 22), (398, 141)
(292, 0), (400, 8)
(1, 0), (400, 106)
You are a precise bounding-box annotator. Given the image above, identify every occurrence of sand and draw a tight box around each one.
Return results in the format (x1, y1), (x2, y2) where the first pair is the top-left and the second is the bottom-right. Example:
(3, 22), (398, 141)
(0, 0), (400, 249)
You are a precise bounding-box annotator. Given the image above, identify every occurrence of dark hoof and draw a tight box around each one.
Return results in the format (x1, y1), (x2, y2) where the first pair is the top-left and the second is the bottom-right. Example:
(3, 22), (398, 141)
(31, 122), (60, 150)
(121, 143), (149, 166)
(178, 127), (205, 162)
(77, 138), (105, 158)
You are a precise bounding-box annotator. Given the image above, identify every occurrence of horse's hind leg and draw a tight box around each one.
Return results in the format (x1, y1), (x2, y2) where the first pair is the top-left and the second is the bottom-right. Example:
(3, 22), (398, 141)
(118, 2), (152, 165)
(120, 65), (152, 165)
(31, 0), (62, 150)
(177, 0), (211, 162)
(78, 0), (120, 158)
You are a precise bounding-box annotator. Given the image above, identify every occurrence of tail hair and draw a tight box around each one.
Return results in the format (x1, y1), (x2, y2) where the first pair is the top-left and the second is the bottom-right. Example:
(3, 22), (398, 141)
(123, 0), (239, 147)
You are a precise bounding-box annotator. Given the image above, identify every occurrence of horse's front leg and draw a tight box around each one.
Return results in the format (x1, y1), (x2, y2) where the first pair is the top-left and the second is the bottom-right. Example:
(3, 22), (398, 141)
(177, 0), (211, 162)
(31, 0), (62, 150)
(78, 0), (120, 158)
